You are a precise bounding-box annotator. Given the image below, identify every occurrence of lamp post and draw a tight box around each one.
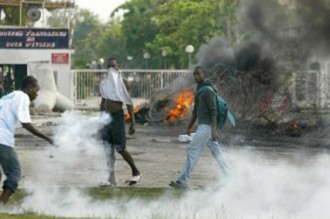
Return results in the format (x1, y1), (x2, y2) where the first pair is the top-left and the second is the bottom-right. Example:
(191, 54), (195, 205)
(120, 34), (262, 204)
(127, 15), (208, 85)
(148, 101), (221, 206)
(127, 56), (133, 69)
(143, 51), (150, 69)
(162, 50), (167, 69)
(185, 44), (194, 68)
(98, 58), (104, 69)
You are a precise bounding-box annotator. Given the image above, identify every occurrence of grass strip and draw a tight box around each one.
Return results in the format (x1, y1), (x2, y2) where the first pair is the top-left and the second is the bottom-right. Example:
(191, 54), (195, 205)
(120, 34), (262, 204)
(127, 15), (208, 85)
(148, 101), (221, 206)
(0, 187), (186, 219)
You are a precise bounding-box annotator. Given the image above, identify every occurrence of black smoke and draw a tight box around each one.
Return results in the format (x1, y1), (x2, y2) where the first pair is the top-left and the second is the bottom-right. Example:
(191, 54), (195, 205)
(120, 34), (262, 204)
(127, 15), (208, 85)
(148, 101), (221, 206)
(196, 0), (330, 120)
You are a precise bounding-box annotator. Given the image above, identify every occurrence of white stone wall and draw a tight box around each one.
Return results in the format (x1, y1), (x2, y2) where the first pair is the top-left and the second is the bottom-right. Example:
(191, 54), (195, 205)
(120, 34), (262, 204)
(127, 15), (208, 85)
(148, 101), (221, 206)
(0, 49), (74, 100)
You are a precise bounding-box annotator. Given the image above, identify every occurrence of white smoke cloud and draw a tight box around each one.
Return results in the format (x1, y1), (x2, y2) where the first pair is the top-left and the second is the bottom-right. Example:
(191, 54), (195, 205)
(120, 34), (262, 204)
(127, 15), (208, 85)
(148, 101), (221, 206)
(53, 111), (110, 155)
(8, 111), (330, 218)
(21, 111), (111, 188)
(14, 151), (330, 219)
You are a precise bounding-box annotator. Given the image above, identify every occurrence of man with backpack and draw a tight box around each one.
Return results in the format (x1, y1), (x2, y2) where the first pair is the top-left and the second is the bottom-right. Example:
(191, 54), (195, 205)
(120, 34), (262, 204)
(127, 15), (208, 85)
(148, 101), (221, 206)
(169, 66), (232, 189)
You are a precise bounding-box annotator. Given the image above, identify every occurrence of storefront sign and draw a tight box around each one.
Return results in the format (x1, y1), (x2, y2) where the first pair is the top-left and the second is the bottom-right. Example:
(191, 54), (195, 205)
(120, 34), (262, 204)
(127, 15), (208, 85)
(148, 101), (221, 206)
(0, 28), (69, 49)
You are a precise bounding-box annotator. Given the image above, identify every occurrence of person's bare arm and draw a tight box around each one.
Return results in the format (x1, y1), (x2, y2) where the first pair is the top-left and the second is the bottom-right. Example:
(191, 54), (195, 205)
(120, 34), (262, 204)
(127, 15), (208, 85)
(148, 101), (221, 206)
(126, 104), (135, 135)
(123, 78), (135, 134)
(21, 123), (53, 144)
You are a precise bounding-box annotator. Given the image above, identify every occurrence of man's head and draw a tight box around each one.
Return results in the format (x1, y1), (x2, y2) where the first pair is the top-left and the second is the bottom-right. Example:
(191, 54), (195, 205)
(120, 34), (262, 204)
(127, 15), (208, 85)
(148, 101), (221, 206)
(21, 76), (39, 101)
(107, 57), (119, 70)
(193, 66), (207, 84)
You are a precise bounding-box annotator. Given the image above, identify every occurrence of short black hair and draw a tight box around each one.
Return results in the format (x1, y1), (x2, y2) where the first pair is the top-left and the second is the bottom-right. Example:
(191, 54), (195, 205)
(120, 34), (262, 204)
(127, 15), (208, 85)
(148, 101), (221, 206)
(107, 57), (117, 68)
(21, 76), (38, 90)
(194, 66), (208, 75)
(194, 66), (202, 72)
(108, 57), (116, 62)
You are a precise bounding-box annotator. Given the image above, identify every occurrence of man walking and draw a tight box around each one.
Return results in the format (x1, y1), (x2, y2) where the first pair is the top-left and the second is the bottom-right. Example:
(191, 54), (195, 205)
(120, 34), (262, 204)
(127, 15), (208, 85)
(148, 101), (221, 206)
(0, 76), (53, 204)
(169, 66), (230, 189)
(99, 57), (141, 186)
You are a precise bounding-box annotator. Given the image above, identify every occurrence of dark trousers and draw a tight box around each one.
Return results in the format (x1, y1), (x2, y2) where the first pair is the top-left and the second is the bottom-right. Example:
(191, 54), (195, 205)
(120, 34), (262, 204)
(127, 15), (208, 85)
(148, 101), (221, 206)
(101, 109), (126, 152)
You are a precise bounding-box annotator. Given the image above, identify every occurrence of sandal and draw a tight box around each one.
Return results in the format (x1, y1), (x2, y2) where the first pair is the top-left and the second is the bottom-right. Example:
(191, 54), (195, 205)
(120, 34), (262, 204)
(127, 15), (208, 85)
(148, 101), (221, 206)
(127, 174), (141, 185)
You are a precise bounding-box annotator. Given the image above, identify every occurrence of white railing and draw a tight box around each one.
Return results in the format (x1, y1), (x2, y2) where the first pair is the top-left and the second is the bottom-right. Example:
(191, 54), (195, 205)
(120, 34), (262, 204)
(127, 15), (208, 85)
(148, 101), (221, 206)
(291, 70), (320, 108)
(72, 69), (189, 105)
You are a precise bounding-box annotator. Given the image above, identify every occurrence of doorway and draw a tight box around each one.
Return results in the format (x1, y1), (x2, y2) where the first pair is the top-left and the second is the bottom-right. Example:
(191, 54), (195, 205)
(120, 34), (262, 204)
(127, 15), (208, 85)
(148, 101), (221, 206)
(0, 64), (27, 96)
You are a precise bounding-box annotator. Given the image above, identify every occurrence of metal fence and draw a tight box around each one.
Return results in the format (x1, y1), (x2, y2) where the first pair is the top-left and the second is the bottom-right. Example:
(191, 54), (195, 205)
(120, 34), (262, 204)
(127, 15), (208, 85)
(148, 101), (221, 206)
(72, 68), (328, 109)
(72, 69), (189, 104)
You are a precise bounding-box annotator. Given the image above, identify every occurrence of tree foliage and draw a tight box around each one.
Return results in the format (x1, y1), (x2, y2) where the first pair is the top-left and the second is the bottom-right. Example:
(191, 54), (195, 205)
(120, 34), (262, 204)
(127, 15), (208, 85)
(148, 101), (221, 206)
(95, 19), (129, 67)
(46, 9), (69, 28)
(1, 7), (21, 25)
(149, 0), (228, 67)
(118, 0), (238, 68)
(70, 10), (103, 68)
(117, 0), (161, 69)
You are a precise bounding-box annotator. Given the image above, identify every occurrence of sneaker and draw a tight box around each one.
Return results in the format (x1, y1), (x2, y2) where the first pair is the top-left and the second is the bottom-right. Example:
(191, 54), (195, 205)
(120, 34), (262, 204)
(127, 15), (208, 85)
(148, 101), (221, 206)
(98, 181), (116, 188)
(108, 174), (116, 186)
(169, 181), (188, 189)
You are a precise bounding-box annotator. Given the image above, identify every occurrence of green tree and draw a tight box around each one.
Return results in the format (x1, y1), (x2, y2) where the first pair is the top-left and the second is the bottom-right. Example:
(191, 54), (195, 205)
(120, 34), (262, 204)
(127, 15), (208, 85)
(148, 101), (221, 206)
(95, 19), (128, 68)
(1, 7), (21, 25)
(47, 9), (70, 28)
(48, 8), (128, 69)
(117, 0), (238, 69)
(117, 0), (162, 69)
(149, 0), (238, 68)
(51, 0), (238, 69)
(71, 10), (103, 68)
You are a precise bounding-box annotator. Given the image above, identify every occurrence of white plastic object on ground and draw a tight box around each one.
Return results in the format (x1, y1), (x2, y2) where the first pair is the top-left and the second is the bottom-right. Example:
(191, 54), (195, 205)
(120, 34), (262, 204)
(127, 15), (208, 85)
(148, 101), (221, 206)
(178, 133), (196, 143)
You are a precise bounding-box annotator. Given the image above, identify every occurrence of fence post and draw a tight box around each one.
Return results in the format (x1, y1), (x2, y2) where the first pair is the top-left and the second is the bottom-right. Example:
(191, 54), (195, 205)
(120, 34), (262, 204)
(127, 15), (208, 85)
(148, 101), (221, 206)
(160, 71), (164, 89)
(73, 70), (77, 108)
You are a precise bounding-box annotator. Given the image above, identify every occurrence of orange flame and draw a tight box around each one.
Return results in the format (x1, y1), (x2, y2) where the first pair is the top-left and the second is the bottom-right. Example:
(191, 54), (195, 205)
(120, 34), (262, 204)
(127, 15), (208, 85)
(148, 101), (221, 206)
(166, 89), (194, 121)
(291, 121), (301, 130)
(125, 105), (141, 121)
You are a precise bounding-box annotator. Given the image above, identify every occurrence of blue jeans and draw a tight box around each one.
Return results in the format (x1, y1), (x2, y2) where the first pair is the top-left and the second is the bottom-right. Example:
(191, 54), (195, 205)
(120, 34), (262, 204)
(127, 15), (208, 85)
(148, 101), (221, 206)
(177, 124), (230, 185)
(0, 144), (21, 191)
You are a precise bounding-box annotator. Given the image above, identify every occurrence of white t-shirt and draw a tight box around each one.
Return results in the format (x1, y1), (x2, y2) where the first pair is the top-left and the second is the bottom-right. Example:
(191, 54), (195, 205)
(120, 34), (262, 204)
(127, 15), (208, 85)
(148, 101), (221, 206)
(0, 91), (31, 148)
(100, 68), (133, 105)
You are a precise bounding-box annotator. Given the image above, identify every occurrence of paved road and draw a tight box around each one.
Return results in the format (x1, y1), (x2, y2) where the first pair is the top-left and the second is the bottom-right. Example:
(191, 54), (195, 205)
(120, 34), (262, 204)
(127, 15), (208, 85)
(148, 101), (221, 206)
(10, 113), (329, 190)
(3, 113), (330, 219)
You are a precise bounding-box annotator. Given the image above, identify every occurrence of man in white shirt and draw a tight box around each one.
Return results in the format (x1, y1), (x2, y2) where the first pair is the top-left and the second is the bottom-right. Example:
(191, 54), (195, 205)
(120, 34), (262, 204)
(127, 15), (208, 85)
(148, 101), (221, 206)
(99, 57), (141, 186)
(0, 76), (53, 205)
